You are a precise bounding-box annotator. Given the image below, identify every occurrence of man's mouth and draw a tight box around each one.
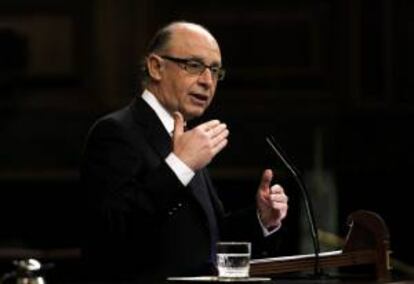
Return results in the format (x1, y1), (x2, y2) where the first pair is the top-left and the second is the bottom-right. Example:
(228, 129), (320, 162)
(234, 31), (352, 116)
(189, 93), (209, 104)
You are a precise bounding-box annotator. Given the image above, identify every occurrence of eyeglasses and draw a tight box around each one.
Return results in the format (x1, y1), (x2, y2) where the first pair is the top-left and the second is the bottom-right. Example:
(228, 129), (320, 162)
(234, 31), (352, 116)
(159, 55), (226, 81)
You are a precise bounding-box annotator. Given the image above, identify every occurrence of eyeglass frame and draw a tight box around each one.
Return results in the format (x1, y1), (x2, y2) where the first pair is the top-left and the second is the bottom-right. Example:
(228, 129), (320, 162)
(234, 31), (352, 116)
(157, 54), (226, 81)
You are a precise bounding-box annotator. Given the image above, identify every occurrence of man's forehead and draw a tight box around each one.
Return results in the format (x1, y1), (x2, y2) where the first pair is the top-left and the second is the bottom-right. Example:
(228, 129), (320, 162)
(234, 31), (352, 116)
(167, 25), (221, 60)
(169, 23), (213, 38)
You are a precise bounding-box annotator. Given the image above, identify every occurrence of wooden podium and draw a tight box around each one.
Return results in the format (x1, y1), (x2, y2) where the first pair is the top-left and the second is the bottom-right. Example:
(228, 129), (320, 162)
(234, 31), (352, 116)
(250, 210), (391, 281)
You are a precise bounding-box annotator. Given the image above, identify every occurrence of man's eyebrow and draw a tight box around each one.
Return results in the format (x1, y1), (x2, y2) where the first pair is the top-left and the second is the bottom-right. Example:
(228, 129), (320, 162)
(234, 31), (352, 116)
(189, 56), (221, 67)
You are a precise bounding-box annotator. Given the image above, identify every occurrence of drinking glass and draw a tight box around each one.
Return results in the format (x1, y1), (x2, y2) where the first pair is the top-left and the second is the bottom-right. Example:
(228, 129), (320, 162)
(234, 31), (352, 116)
(216, 242), (251, 278)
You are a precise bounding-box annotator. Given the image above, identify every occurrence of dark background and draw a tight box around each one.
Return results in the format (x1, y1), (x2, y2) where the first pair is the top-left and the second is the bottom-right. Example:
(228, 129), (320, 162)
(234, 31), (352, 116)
(0, 0), (413, 280)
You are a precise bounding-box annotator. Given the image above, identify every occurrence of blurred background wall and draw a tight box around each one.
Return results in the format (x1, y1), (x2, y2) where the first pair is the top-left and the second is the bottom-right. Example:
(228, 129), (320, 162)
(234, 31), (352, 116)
(0, 0), (413, 279)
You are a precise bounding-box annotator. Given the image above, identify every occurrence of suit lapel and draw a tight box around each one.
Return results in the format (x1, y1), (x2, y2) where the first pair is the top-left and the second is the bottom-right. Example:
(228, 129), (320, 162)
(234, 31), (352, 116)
(130, 97), (172, 158)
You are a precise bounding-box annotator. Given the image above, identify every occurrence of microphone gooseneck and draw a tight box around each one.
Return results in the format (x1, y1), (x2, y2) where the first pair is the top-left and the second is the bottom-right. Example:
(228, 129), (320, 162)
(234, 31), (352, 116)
(266, 135), (322, 277)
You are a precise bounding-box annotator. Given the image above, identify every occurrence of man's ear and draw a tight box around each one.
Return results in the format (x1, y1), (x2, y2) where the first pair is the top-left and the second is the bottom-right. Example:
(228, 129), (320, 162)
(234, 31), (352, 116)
(146, 54), (163, 81)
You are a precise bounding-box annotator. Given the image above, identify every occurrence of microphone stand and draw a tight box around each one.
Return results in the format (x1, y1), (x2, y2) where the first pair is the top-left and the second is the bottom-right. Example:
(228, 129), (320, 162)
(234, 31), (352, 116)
(266, 135), (323, 277)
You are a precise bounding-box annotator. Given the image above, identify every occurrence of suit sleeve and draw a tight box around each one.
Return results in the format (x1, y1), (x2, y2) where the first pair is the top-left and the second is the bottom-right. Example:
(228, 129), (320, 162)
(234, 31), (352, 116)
(80, 117), (186, 277)
(82, 117), (186, 215)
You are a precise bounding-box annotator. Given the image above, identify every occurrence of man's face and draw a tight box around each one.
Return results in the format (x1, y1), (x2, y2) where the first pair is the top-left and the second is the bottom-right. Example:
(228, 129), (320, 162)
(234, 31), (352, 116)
(150, 25), (222, 120)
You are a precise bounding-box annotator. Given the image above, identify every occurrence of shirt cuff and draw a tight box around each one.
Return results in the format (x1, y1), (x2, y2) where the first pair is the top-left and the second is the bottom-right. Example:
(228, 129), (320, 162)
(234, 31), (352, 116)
(257, 211), (281, 237)
(165, 153), (195, 186)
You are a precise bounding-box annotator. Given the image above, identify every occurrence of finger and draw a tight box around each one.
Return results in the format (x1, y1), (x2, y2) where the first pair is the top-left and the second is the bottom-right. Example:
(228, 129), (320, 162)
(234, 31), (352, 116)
(272, 203), (288, 218)
(271, 197), (288, 207)
(199, 119), (221, 132)
(270, 194), (281, 201)
(212, 138), (228, 155)
(270, 193), (288, 203)
(272, 202), (287, 215)
(270, 184), (283, 194)
(259, 169), (273, 191)
(209, 123), (227, 138)
(173, 112), (185, 138)
(211, 128), (229, 147)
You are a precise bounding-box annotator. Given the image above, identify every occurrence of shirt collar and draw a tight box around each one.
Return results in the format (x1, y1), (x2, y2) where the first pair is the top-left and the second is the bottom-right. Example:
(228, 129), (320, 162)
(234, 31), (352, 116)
(141, 89), (174, 134)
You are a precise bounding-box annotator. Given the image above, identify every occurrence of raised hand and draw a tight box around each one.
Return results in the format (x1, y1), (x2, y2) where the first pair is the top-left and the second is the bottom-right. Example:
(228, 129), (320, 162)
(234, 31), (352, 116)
(172, 111), (229, 171)
(256, 169), (288, 229)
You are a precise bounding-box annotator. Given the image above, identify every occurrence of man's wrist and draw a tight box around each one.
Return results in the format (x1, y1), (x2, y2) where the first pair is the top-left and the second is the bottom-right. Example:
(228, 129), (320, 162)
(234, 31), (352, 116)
(257, 210), (281, 237)
(165, 153), (195, 186)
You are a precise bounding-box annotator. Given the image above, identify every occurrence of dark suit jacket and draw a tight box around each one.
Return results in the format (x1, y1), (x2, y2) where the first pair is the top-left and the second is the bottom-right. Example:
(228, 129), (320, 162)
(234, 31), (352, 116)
(80, 97), (283, 281)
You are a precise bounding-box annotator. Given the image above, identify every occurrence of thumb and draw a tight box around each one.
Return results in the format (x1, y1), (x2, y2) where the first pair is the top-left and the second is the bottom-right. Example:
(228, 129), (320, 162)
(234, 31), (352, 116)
(173, 111), (185, 139)
(259, 169), (273, 192)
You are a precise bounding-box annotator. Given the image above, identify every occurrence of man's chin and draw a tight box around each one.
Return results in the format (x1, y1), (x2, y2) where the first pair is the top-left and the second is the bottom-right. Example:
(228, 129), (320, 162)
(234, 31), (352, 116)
(182, 108), (206, 121)
(181, 105), (206, 120)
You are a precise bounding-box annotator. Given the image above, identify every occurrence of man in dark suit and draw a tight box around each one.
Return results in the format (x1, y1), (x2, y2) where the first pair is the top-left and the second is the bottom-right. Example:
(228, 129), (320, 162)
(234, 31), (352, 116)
(81, 21), (288, 281)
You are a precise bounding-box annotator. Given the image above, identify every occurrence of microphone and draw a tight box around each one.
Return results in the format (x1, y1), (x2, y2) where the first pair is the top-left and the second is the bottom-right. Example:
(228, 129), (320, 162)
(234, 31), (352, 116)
(265, 135), (322, 277)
